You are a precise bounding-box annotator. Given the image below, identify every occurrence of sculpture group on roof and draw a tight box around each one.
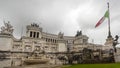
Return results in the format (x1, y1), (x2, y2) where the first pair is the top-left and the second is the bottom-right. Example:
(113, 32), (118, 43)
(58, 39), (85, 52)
(0, 21), (14, 35)
(31, 23), (39, 27)
(75, 30), (82, 37)
(58, 32), (64, 39)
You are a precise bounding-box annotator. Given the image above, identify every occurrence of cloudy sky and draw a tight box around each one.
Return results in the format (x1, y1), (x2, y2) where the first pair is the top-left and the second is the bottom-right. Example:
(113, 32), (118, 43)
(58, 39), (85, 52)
(0, 0), (120, 44)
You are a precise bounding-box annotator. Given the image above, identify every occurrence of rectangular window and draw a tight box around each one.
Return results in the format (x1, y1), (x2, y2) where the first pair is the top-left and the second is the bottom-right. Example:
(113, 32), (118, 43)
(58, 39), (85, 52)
(33, 32), (36, 38)
(37, 32), (39, 38)
(30, 31), (32, 37)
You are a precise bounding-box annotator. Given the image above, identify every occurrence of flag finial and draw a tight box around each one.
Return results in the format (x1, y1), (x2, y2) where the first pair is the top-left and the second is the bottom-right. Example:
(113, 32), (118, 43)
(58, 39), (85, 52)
(107, 2), (109, 8)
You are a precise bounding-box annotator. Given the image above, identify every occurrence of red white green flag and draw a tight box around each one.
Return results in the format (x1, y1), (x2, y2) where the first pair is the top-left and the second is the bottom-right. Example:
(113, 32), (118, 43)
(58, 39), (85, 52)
(95, 10), (109, 28)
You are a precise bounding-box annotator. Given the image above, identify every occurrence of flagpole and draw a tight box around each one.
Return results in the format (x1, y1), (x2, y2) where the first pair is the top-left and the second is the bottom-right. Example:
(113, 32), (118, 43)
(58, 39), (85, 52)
(107, 2), (112, 38)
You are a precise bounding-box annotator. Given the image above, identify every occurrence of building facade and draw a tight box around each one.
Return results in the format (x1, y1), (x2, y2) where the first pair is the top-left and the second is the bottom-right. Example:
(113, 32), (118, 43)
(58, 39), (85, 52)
(0, 22), (90, 66)
(0, 22), (89, 53)
(0, 22), (118, 67)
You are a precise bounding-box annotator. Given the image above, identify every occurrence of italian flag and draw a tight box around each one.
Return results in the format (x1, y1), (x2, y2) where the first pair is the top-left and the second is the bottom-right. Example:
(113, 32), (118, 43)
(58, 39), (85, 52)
(95, 10), (109, 28)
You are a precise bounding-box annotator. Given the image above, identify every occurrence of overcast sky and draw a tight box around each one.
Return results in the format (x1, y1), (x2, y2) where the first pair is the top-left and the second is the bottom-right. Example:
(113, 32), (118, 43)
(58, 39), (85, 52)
(0, 0), (120, 44)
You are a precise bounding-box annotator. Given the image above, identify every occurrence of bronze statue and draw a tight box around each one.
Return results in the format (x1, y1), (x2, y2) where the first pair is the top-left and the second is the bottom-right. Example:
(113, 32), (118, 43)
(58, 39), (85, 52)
(113, 35), (119, 52)
(58, 32), (64, 39)
(75, 30), (82, 37)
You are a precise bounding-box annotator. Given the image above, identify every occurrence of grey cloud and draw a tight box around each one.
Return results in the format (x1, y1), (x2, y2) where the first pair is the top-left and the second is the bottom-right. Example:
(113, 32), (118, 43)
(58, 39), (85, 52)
(0, 0), (120, 44)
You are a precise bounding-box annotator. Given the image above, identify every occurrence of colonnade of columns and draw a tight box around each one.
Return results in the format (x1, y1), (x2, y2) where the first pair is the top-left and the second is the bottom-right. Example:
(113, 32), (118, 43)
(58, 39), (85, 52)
(30, 31), (39, 38)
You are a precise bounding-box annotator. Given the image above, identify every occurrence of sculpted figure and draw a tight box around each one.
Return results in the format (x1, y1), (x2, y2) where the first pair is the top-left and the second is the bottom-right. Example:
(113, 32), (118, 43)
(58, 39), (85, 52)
(58, 32), (64, 39)
(113, 35), (119, 52)
(0, 21), (14, 35)
(75, 30), (82, 37)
